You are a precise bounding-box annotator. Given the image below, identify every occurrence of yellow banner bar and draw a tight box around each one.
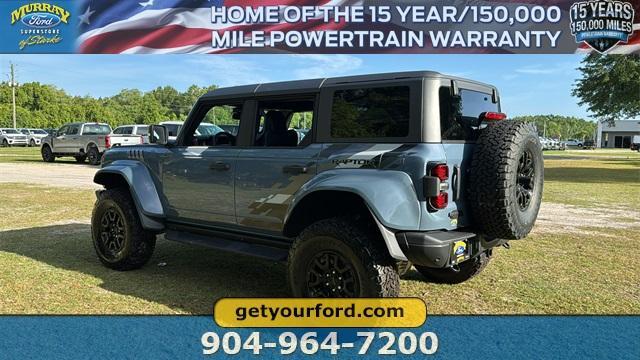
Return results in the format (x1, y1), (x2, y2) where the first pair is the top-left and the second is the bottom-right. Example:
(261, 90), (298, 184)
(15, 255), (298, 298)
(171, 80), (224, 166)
(214, 298), (427, 328)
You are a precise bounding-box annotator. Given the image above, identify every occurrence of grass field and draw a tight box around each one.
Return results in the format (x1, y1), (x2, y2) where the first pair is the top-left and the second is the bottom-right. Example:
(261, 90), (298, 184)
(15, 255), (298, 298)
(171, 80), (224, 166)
(0, 147), (638, 314)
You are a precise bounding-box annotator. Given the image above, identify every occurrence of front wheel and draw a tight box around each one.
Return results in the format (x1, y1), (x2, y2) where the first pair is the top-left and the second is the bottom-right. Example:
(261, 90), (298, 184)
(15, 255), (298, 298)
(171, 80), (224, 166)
(288, 217), (400, 298)
(415, 251), (492, 284)
(75, 155), (87, 163)
(29, 139), (36, 147)
(2, 139), (8, 147)
(41, 145), (55, 162)
(91, 188), (156, 270)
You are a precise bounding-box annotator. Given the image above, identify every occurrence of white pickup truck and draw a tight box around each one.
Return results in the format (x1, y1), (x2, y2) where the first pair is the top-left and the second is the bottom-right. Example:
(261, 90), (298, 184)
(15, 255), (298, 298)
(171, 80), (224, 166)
(109, 125), (149, 147)
(41, 122), (112, 165)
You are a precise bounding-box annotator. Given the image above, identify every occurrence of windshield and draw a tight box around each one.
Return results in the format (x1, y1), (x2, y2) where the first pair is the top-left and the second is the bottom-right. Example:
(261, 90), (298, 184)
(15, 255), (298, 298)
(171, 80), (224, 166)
(82, 124), (111, 135)
(33, 129), (47, 134)
(196, 123), (223, 136)
(3, 129), (19, 134)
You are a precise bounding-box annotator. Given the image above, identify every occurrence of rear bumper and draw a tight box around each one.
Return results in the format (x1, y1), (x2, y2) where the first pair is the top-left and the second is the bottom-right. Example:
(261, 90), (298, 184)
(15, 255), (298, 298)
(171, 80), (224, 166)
(396, 230), (505, 268)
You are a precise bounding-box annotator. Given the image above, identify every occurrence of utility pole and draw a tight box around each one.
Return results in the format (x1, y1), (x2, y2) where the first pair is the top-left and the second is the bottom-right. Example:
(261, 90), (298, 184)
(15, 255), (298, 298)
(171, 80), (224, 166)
(9, 63), (17, 129)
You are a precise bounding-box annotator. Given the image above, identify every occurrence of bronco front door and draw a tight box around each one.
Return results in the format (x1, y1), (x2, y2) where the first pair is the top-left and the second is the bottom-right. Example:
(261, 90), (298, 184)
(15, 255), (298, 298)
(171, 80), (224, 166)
(160, 102), (244, 226)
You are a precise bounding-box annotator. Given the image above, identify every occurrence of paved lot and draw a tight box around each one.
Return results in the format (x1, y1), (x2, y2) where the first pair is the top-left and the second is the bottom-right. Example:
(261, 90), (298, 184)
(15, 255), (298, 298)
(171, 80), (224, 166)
(0, 162), (100, 189)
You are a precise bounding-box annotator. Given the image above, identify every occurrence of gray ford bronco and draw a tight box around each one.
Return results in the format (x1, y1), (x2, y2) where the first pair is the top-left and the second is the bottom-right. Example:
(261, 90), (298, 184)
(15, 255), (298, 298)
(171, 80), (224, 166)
(91, 71), (543, 298)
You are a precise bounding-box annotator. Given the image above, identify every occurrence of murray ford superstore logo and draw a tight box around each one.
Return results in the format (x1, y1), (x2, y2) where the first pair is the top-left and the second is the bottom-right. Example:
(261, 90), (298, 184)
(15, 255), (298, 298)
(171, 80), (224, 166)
(10, 2), (70, 50)
(570, 0), (635, 53)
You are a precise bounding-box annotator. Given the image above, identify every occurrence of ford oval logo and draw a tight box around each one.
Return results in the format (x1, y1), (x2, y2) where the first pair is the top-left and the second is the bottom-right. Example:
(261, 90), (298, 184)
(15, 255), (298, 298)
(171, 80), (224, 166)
(455, 245), (465, 255)
(21, 12), (61, 28)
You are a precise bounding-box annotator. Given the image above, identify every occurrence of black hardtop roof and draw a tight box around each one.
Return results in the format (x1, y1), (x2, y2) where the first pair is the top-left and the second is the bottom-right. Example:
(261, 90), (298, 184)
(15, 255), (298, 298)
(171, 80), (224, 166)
(201, 71), (495, 99)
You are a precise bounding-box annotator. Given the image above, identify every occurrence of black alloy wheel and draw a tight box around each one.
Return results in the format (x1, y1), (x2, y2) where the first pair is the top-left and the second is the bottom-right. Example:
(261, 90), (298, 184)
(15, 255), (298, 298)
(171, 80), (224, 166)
(516, 149), (536, 211)
(98, 208), (126, 260)
(306, 250), (358, 297)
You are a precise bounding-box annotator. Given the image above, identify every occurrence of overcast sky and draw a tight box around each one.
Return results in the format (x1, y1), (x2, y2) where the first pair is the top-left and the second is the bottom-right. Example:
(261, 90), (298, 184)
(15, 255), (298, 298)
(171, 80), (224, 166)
(0, 54), (591, 120)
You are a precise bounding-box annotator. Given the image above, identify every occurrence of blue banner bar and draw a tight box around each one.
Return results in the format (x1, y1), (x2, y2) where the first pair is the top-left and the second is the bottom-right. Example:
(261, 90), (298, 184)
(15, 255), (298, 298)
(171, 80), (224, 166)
(0, 316), (638, 359)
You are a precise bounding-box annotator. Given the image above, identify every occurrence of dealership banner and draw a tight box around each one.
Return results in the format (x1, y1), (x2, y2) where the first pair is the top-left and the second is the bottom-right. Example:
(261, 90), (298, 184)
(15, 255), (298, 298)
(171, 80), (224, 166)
(1, 0), (638, 54)
(0, 316), (638, 358)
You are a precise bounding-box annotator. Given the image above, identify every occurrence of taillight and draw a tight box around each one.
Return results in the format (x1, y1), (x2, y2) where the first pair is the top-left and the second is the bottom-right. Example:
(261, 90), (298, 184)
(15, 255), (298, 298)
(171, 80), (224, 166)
(480, 112), (507, 121)
(105, 135), (111, 149)
(139, 135), (143, 144)
(426, 163), (449, 210)
(430, 192), (448, 210)
(431, 164), (449, 181)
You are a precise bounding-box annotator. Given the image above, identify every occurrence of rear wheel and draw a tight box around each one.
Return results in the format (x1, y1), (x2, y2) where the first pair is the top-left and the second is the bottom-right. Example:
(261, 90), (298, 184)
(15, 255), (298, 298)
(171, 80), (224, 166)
(41, 145), (55, 162)
(288, 217), (400, 298)
(87, 146), (101, 165)
(29, 139), (36, 147)
(415, 251), (491, 284)
(468, 121), (543, 239)
(91, 188), (156, 270)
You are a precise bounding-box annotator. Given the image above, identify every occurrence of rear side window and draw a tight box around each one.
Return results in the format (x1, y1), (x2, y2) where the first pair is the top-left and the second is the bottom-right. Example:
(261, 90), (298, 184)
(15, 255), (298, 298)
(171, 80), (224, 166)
(330, 86), (410, 139)
(136, 127), (148, 136)
(82, 124), (111, 135)
(440, 87), (498, 141)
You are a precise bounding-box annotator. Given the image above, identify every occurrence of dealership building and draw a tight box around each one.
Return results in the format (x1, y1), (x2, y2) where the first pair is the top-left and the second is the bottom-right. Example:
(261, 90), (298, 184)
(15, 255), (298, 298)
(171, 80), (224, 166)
(596, 120), (640, 148)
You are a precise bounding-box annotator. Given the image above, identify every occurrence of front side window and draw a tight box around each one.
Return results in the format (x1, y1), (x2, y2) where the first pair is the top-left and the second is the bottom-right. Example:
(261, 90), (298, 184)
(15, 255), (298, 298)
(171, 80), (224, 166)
(330, 86), (410, 139)
(68, 125), (79, 135)
(183, 103), (242, 146)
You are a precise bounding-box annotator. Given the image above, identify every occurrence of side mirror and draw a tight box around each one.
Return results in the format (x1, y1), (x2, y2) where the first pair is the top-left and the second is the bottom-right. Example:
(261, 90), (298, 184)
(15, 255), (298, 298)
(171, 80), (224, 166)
(149, 125), (168, 145)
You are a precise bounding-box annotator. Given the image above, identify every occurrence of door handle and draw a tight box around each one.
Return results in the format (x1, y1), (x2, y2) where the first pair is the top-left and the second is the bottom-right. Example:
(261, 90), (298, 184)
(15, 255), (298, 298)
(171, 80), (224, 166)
(283, 165), (308, 174)
(452, 165), (461, 201)
(209, 161), (231, 171)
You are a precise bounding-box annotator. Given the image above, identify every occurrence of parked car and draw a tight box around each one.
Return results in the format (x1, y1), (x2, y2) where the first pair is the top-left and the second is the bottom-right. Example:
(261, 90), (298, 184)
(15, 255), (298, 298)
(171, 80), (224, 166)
(582, 139), (596, 150)
(91, 71), (543, 297)
(565, 139), (584, 148)
(219, 124), (239, 136)
(631, 135), (640, 151)
(539, 137), (550, 150)
(109, 125), (148, 147)
(0, 128), (28, 147)
(18, 128), (49, 147)
(40, 122), (112, 165)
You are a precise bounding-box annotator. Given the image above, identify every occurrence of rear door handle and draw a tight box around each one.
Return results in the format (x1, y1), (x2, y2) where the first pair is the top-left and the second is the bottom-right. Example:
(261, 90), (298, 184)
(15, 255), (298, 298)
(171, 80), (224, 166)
(452, 165), (461, 201)
(209, 161), (230, 171)
(283, 165), (308, 174)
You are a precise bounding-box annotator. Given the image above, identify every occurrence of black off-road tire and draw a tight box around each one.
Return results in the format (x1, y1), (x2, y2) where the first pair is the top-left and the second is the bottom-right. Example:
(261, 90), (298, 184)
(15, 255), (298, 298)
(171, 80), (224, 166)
(91, 188), (156, 271)
(468, 121), (543, 239)
(87, 146), (101, 165)
(75, 155), (87, 163)
(41, 144), (55, 162)
(415, 251), (491, 284)
(288, 217), (400, 298)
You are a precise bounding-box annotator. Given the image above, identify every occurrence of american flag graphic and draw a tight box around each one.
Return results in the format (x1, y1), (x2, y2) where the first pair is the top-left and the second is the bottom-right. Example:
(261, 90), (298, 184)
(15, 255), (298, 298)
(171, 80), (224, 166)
(76, 0), (639, 54)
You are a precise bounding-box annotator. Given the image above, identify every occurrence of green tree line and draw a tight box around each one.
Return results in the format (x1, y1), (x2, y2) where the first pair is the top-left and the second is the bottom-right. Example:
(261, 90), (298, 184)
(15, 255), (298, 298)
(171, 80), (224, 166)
(0, 82), (221, 129)
(511, 115), (597, 140)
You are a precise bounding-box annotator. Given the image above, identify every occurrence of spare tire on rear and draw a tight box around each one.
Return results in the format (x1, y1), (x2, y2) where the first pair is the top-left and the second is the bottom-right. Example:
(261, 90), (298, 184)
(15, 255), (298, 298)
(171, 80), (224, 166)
(467, 120), (543, 240)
